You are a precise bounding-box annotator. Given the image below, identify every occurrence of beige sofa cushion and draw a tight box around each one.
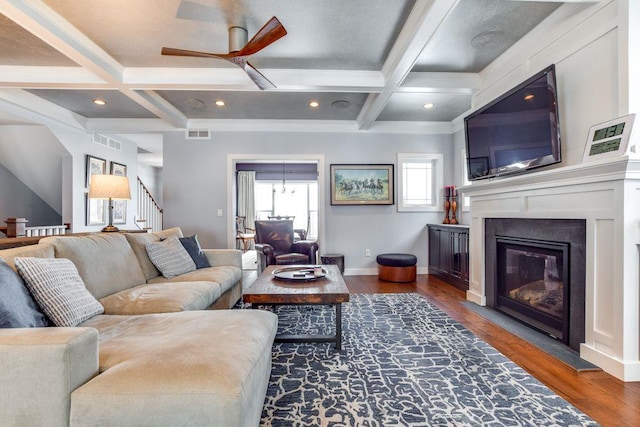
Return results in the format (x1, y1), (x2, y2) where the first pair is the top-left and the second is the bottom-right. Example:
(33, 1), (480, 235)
(99, 281), (221, 314)
(0, 327), (98, 427)
(40, 234), (146, 300)
(0, 244), (54, 270)
(147, 265), (241, 294)
(73, 310), (278, 426)
(124, 227), (183, 282)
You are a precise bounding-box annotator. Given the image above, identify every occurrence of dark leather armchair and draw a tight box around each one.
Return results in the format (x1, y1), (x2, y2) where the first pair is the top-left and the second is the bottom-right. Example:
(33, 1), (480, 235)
(254, 220), (319, 273)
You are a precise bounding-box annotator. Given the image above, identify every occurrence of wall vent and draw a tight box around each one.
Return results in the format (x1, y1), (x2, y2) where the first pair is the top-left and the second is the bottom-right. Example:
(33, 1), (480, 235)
(186, 128), (211, 140)
(92, 134), (122, 151)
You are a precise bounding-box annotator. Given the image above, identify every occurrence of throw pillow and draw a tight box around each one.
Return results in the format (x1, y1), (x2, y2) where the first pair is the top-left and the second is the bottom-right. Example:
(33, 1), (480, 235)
(0, 258), (49, 328)
(179, 235), (210, 269)
(145, 235), (196, 279)
(14, 257), (104, 327)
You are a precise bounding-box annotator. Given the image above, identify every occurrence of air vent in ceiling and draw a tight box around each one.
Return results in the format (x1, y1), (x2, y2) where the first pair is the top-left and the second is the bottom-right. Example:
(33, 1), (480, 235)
(92, 134), (122, 151)
(186, 128), (211, 140)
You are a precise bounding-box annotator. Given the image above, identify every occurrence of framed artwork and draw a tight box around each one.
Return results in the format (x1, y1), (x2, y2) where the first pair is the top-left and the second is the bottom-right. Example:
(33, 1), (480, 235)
(86, 155), (106, 188)
(85, 193), (106, 226)
(109, 161), (127, 224)
(112, 200), (126, 224)
(467, 157), (489, 180)
(110, 161), (127, 177)
(330, 164), (394, 205)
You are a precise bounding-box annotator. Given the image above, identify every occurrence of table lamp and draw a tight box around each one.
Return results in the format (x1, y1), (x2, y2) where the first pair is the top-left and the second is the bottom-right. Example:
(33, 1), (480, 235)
(89, 174), (131, 232)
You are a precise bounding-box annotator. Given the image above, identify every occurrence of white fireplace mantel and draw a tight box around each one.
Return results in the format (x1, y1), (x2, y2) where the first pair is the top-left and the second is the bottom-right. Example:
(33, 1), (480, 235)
(462, 156), (640, 382)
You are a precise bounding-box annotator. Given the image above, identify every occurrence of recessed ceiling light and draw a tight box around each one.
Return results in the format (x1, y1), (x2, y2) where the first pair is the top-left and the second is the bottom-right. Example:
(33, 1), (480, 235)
(93, 99), (106, 106)
(309, 101), (320, 108)
(423, 103), (435, 109)
(215, 100), (226, 107)
(524, 94), (535, 101)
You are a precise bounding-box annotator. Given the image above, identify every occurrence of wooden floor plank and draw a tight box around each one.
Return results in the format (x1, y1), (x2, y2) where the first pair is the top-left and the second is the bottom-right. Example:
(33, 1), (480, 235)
(343, 274), (640, 427)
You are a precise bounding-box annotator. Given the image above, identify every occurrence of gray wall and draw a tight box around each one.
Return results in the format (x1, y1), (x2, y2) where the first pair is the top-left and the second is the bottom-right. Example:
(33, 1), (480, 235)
(0, 162), (61, 227)
(162, 130), (455, 272)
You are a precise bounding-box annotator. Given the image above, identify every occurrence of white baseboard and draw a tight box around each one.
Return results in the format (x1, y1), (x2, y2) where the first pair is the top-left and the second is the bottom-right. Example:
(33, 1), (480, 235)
(343, 266), (428, 276)
(344, 268), (377, 276)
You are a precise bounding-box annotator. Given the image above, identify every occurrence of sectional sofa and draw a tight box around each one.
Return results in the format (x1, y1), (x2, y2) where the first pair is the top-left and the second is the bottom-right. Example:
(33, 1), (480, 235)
(0, 227), (277, 426)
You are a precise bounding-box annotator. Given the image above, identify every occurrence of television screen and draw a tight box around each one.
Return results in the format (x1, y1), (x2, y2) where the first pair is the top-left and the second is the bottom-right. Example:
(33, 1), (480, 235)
(464, 64), (561, 181)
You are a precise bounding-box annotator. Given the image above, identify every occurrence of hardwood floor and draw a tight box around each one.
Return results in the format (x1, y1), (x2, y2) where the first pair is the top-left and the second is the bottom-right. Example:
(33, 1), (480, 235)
(345, 274), (640, 427)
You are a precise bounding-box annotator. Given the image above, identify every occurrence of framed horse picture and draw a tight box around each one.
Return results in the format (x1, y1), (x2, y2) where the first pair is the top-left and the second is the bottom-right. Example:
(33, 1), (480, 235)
(330, 164), (394, 205)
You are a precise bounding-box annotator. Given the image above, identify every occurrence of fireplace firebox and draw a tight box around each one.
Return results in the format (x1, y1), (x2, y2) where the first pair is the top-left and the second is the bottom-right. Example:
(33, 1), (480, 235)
(496, 237), (569, 343)
(484, 218), (585, 352)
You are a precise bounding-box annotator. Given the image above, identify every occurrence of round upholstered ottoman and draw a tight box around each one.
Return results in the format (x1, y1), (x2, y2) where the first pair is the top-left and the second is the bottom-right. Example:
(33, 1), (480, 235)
(376, 253), (417, 283)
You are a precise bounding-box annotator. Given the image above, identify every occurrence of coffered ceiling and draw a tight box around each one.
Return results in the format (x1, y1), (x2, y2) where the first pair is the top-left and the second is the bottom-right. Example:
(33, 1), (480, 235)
(0, 0), (596, 139)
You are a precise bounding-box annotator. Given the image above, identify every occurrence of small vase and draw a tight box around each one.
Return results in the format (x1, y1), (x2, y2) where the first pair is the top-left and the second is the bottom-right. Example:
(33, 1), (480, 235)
(443, 198), (451, 224)
(450, 198), (458, 225)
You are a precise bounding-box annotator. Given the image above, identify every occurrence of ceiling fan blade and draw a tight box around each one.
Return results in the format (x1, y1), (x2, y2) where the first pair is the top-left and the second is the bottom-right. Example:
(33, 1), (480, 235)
(238, 16), (287, 56)
(243, 61), (276, 90)
(161, 47), (233, 60)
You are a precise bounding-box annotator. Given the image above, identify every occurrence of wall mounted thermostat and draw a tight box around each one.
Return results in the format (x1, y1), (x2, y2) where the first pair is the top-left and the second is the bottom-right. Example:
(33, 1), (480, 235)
(582, 114), (636, 163)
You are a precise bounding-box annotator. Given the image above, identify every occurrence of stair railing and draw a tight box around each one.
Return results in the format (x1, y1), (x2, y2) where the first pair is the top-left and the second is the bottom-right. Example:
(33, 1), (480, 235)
(25, 224), (69, 237)
(136, 177), (163, 232)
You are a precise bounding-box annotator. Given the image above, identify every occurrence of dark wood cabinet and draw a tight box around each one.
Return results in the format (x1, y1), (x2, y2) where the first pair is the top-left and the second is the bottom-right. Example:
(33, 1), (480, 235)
(427, 224), (469, 291)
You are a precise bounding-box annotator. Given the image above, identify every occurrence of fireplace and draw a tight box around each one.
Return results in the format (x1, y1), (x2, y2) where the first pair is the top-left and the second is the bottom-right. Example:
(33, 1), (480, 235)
(485, 218), (586, 352)
(496, 236), (569, 344)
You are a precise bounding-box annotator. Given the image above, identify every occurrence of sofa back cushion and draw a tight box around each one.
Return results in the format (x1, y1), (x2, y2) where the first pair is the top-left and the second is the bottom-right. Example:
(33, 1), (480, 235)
(124, 227), (183, 282)
(0, 244), (55, 270)
(40, 234), (146, 299)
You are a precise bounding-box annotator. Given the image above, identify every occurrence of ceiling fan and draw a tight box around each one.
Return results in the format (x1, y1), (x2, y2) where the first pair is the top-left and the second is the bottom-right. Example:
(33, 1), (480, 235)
(161, 16), (287, 90)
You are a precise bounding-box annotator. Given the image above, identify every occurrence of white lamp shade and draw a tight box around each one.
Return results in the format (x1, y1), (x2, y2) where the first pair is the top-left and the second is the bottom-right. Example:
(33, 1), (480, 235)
(89, 174), (131, 200)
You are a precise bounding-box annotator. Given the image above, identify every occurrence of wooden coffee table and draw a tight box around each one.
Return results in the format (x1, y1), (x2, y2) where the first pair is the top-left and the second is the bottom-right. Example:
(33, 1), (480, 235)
(243, 264), (350, 350)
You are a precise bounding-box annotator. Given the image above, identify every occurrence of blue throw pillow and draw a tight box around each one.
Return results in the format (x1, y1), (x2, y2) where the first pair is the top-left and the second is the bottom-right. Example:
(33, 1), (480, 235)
(179, 235), (210, 269)
(0, 258), (49, 328)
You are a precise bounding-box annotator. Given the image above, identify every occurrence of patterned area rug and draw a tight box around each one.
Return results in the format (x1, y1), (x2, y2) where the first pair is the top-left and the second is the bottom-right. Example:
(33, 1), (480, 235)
(259, 293), (598, 426)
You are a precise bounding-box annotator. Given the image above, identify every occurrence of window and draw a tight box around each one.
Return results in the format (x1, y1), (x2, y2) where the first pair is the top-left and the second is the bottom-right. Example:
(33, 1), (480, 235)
(397, 153), (443, 212)
(255, 181), (318, 239)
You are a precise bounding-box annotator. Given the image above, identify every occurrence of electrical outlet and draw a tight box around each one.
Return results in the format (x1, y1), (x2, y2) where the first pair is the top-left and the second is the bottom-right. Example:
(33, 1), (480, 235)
(217, 209), (223, 217)
(365, 249), (371, 257)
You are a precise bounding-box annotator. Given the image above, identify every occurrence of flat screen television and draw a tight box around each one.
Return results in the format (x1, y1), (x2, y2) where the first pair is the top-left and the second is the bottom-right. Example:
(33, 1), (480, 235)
(464, 64), (561, 181)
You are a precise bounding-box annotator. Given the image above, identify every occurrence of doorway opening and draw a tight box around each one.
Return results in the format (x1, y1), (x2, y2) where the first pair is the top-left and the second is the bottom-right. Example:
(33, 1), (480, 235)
(228, 155), (325, 266)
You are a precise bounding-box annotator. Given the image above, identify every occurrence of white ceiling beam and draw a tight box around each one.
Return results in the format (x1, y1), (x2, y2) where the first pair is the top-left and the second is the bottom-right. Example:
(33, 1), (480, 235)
(0, 1), (191, 129)
(0, 66), (107, 87)
(184, 118), (452, 135)
(123, 68), (385, 93)
(125, 90), (188, 129)
(0, 0), (121, 83)
(400, 72), (481, 93)
(85, 118), (179, 133)
(0, 88), (87, 130)
(356, 0), (461, 130)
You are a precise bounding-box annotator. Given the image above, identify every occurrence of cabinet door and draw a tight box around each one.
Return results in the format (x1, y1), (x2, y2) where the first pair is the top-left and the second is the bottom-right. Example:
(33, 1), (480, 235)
(428, 226), (450, 273)
(438, 228), (450, 273)
(428, 227), (441, 272)
(450, 230), (469, 281)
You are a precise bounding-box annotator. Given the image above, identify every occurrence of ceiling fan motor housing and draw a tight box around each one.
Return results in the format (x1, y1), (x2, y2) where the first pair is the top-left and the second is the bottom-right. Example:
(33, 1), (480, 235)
(229, 26), (248, 53)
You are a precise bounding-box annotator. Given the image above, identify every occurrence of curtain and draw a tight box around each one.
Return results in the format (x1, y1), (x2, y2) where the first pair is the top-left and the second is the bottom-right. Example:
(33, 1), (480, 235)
(237, 171), (256, 233)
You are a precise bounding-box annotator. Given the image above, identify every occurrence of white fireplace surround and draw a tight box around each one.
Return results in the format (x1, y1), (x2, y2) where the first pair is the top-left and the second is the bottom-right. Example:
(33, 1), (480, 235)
(462, 157), (640, 382)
